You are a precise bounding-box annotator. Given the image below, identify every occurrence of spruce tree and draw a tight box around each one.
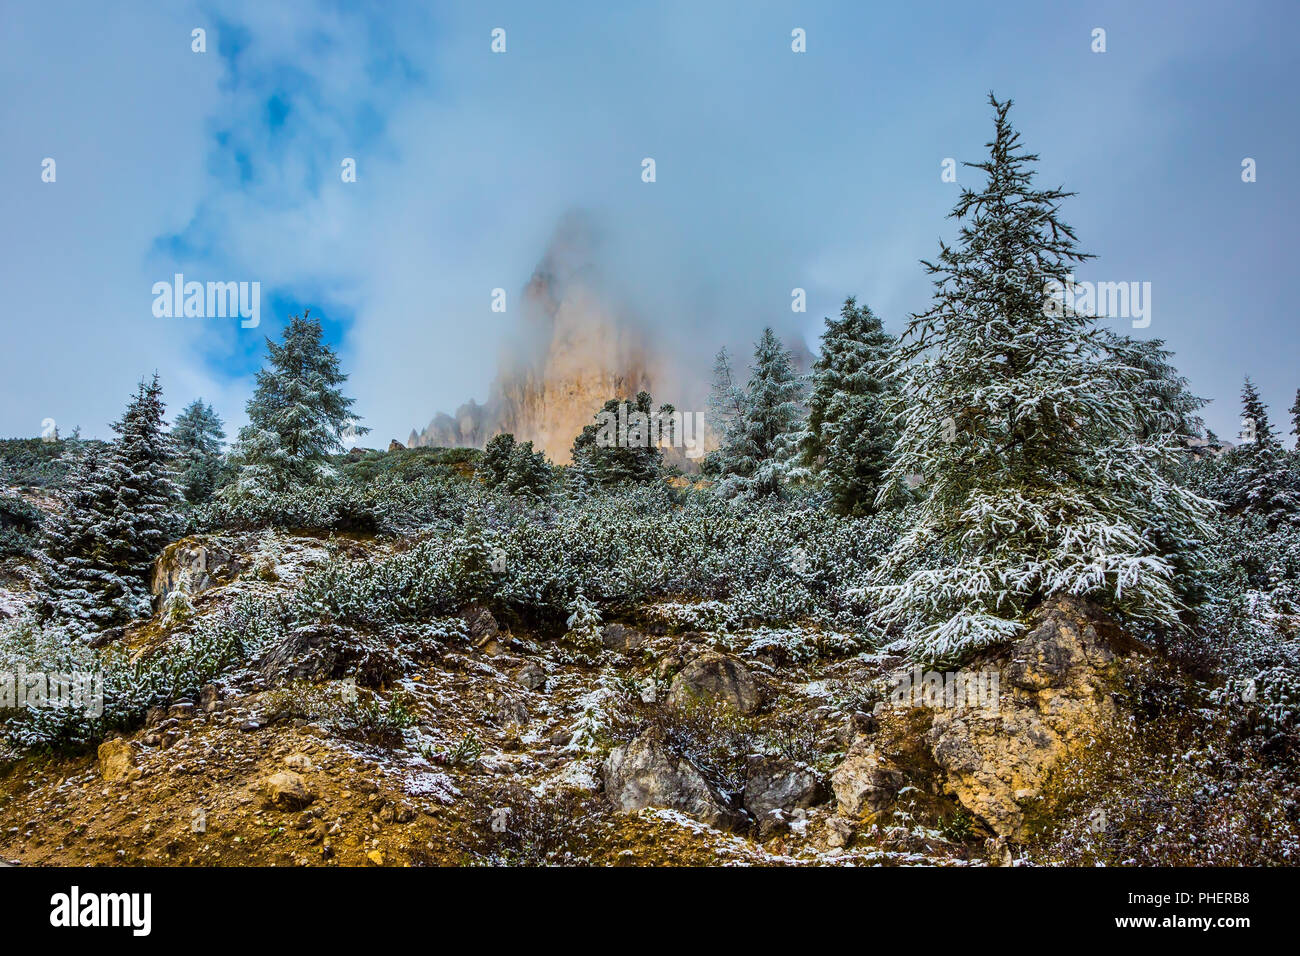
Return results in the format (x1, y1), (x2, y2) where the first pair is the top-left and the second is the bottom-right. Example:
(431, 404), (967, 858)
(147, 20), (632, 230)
(226, 311), (367, 497)
(715, 328), (806, 498)
(103, 374), (184, 618)
(703, 347), (746, 476)
(571, 391), (668, 487)
(1103, 334), (1207, 444)
(35, 377), (183, 633)
(1290, 388), (1300, 449)
(800, 297), (899, 515)
(479, 433), (517, 488)
(503, 440), (553, 498)
(172, 399), (226, 503)
(873, 95), (1214, 663)
(1227, 378), (1300, 527)
(32, 443), (125, 634)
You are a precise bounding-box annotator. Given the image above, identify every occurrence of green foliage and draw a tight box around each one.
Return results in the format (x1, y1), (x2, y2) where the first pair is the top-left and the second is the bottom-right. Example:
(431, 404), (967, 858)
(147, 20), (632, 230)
(571, 392), (671, 487)
(224, 311), (367, 498)
(800, 297), (899, 515)
(171, 399), (226, 504)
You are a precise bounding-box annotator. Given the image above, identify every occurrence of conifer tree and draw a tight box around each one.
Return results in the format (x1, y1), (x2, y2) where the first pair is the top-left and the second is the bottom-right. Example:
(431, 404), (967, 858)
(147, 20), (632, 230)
(799, 297), (899, 515)
(172, 399), (226, 503)
(226, 311), (366, 497)
(873, 95), (1214, 663)
(1103, 334), (1207, 444)
(502, 440), (553, 498)
(1290, 388), (1300, 450)
(715, 328), (806, 498)
(1226, 378), (1300, 527)
(35, 377), (183, 633)
(703, 347), (746, 476)
(479, 433), (517, 488)
(105, 374), (184, 594)
(571, 391), (668, 486)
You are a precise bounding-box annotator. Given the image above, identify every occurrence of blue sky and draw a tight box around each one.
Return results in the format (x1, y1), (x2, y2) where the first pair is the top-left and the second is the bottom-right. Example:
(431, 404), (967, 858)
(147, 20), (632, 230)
(2, 0), (1297, 444)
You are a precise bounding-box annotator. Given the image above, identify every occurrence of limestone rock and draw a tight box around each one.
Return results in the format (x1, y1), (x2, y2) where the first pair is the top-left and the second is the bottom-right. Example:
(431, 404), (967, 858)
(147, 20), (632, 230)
(668, 652), (762, 715)
(743, 755), (822, 836)
(97, 738), (139, 782)
(262, 772), (315, 811)
(831, 595), (1137, 840)
(603, 729), (737, 830)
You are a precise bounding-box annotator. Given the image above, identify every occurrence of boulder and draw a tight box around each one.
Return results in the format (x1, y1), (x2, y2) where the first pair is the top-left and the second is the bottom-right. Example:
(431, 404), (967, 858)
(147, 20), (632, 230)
(603, 729), (738, 830)
(97, 738), (139, 782)
(599, 624), (646, 653)
(512, 660), (546, 692)
(151, 537), (242, 607)
(668, 652), (762, 714)
(262, 771), (315, 810)
(742, 755), (822, 836)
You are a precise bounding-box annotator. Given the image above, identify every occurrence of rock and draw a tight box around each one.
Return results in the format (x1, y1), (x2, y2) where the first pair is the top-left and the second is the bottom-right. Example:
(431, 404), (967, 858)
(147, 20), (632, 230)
(262, 772), (315, 810)
(366, 849), (386, 866)
(388, 439), (405, 452)
(668, 652), (762, 714)
(602, 729), (738, 830)
(200, 684), (221, 713)
(168, 702), (195, 719)
(599, 624), (646, 653)
(495, 696), (529, 728)
(97, 739), (139, 782)
(151, 538), (242, 607)
(832, 595), (1137, 840)
(240, 720), (261, 733)
(831, 741), (907, 817)
(742, 755), (822, 836)
(284, 753), (314, 771)
(824, 816), (855, 848)
(512, 661), (546, 692)
(464, 606), (499, 645)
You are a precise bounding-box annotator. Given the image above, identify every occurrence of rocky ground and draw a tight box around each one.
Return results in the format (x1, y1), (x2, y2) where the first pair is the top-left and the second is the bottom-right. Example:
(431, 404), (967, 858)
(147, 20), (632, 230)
(0, 531), (1145, 867)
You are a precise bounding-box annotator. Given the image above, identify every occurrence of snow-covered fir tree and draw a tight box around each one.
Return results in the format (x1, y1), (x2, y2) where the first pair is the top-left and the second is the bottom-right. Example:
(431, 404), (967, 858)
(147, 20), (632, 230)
(1224, 378), (1300, 528)
(570, 391), (667, 486)
(1103, 334), (1207, 444)
(703, 347), (747, 477)
(1290, 387), (1300, 449)
(35, 377), (183, 633)
(171, 399), (226, 503)
(714, 328), (807, 498)
(872, 95), (1215, 664)
(103, 375), (184, 618)
(225, 311), (367, 498)
(502, 440), (553, 498)
(799, 297), (899, 515)
(31, 443), (126, 635)
(479, 433), (516, 489)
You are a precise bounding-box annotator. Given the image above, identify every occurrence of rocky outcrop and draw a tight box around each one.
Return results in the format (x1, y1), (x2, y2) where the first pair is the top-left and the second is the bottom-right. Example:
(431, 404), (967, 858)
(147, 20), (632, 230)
(832, 595), (1140, 840)
(603, 729), (738, 830)
(668, 652), (762, 714)
(742, 755), (822, 836)
(151, 537), (244, 608)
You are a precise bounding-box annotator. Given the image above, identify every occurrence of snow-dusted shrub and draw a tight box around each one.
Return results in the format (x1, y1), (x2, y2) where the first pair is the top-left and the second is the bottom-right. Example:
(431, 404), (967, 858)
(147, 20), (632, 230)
(0, 594), (286, 752)
(293, 483), (901, 634)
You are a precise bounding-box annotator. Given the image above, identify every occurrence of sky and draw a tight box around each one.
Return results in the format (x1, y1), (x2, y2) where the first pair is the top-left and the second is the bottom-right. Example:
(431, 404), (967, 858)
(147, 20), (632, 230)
(1, 0), (1297, 445)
